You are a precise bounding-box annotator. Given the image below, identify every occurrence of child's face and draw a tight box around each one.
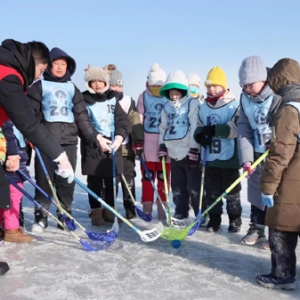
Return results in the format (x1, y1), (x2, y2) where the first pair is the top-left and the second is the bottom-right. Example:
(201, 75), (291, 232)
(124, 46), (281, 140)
(242, 81), (266, 96)
(90, 80), (106, 93)
(51, 58), (67, 78)
(34, 63), (48, 81)
(109, 85), (123, 92)
(206, 85), (224, 96)
(169, 89), (183, 100)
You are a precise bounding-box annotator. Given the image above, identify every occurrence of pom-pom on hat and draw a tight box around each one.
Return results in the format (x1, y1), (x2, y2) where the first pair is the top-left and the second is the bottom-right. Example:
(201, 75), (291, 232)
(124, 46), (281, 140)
(147, 63), (167, 86)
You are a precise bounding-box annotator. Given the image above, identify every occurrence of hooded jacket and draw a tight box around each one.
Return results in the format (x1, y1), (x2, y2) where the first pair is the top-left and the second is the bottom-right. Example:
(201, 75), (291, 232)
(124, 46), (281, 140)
(27, 47), (96, 145)
(260, 58), (300, 232)
(0, 39), (63, 208)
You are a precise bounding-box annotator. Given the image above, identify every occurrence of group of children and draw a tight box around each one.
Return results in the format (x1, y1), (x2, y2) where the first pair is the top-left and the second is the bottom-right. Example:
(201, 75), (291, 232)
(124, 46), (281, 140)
(0, 40), (300, 289)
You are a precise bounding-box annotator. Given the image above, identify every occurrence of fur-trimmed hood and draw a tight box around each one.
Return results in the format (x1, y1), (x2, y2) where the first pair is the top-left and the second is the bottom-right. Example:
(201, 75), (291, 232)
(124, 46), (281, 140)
(84, 64), (110, 94)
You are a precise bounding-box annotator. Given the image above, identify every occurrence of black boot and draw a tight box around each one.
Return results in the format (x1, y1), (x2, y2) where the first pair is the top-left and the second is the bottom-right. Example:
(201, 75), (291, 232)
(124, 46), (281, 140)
(0, 262), (9, 276)
(124, 200), (136, 220)
(206, 214), (221, 232)
(228, 214), (242, 233)
(32, 209), (48, 232)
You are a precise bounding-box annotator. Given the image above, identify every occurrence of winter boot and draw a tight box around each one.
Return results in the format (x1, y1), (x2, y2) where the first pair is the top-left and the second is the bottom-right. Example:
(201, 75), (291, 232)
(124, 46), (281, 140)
(124, 200), (136, 220)
(173, 212), (189, 220)
(206, 214), (221, 233)
(89, 208), (106, 226)
(103, 208), (123, 224)
(4, 228), (33, 243)
(157, 201), (167, 220)
(241, 223), (266, 245)
(228, 214), (242, 233)
(142, 202), (153, 216)
(32, 209), (48, 232)
(0, 262), (9, 276)
(200, 215), (209, 227)
(256, 273), (299, 290)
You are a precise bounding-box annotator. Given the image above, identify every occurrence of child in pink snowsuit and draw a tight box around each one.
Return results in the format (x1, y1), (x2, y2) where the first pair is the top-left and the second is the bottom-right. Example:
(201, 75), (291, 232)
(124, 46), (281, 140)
(137, 63), (171, 219)
(0, 120), (33, 243)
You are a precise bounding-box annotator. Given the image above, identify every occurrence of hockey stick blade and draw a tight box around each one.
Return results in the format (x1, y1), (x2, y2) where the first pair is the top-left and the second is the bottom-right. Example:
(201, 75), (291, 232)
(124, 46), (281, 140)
(137, 222), (164, 242)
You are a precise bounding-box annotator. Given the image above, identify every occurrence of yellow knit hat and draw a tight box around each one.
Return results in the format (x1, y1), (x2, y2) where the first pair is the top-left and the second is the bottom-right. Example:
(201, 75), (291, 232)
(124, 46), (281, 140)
(204, 67), (227, 89)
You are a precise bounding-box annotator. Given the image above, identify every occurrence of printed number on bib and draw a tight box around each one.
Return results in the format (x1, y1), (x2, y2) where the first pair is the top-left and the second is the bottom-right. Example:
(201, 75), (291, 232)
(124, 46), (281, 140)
(107, 105), (115, 113)
(50, 106), (69, 117)
(149, 117), (161, 128)
(209, 139), (221, 154)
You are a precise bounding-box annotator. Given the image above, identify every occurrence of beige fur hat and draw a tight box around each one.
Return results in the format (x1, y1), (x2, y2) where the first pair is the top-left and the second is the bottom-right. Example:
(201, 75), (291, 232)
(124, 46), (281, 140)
(84, 64), (110, 94)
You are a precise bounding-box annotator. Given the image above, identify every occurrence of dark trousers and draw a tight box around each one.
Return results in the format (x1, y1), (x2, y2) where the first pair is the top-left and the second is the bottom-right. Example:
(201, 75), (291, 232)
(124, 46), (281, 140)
(250, 204), (266, 225)
(269, 228), (300, 278)
(204, 167), (242, 215)
(34, 144), (77, 213)
(87, 175), (120, 208)
(120, 156), (136, 208)
(171, 158), (202, 216)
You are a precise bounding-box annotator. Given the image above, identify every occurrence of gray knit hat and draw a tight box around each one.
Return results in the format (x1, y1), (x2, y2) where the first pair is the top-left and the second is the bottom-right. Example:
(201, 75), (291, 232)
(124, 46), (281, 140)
(110, 70), (123, 86)
(238, 56), (267, 86)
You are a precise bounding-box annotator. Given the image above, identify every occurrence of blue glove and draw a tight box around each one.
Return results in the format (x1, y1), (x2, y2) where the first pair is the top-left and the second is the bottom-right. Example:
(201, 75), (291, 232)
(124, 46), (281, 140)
(261, 193), (274, 208)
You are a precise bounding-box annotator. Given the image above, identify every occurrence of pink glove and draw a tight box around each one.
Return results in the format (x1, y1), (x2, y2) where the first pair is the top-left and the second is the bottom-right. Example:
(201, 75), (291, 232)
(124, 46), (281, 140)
(187, 149), (199, 161)
(53, 152), (74, 183)
(110, 135), (123, 152)
(243, 162), (256, 179)
(5, 155), (21, 172)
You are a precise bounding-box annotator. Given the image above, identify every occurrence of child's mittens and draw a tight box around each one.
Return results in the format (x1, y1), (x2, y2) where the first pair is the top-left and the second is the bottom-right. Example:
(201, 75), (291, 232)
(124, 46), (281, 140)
(88, 138), (102, 159)
(261, 193), (274, 208)
(203, 125), (215, 137)
(243, 161), (256, 178)
(134, 141), (144, 157)
(158, 144), (167, 161)
(5, 155), (21, 172)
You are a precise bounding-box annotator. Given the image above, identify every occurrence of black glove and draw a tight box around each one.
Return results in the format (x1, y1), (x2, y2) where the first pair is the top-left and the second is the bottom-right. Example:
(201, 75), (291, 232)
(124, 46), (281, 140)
(88, 139), (102, 160)
(203, 125), (215, 137)
(195, 133), (212, 148)
(134, 142), (144, 157)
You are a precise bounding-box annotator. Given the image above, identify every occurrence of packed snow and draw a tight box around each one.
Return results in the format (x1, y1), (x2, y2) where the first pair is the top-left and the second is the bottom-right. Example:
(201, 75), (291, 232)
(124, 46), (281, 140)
(0, 150), (299, 300)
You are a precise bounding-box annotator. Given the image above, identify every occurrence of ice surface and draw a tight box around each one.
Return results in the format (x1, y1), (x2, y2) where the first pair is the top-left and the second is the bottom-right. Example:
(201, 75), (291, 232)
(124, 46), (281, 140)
(0, 152), (299, 300)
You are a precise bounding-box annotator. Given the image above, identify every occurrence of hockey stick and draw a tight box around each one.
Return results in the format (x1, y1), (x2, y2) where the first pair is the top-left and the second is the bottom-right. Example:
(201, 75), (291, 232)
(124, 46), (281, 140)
(121, 174), (152, 222)
(34, 146), (75, 230)
(108, 140), (119, 234)
(139, 154), (170, 224)
(17, 169), (116, 243)
(187, 150), (269, 235)
(6, 177), (111, 251)
(75, 177), (164, 242)
(187, 146), (207, 235)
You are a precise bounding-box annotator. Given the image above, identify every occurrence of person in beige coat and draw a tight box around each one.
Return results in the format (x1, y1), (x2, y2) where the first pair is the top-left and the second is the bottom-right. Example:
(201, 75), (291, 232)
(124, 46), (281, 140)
(257, 58), (300, 290)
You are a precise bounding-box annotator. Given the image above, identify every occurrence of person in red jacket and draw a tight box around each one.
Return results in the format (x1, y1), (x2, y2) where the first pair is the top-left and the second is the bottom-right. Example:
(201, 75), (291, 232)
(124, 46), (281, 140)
(0, 38), (75, 276)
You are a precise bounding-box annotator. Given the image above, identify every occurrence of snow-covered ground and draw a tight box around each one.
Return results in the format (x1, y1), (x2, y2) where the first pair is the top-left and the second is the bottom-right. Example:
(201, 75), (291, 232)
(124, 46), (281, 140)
(0, 151), (299, 300)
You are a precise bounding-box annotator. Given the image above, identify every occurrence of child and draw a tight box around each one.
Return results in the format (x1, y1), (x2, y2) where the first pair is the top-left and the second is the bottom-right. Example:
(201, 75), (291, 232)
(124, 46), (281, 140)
(237, 56), (281, 247)
(108, 65), (144, 219)
(27, 48), (102, 232)
(187, 73), (203, 102)
(137, 63), (170, 219)
(194, 67), (242, 232)
(81, 65), (129, 225)
(0, 120), (33, 242)
(159, 70), (201, 219)
(257, 58), (300, 290)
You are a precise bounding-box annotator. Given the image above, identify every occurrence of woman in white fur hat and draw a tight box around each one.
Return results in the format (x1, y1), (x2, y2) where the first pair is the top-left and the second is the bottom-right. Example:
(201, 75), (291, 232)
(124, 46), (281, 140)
(81, 65), (129, 226)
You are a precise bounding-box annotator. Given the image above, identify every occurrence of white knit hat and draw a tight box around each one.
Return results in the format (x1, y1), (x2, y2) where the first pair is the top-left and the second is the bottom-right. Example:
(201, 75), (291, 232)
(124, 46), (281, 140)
(159, 70), (188, 99)
(147, 63), (167, 86)
(187, 73), (201, 87)
(84, 64), (110, 94)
